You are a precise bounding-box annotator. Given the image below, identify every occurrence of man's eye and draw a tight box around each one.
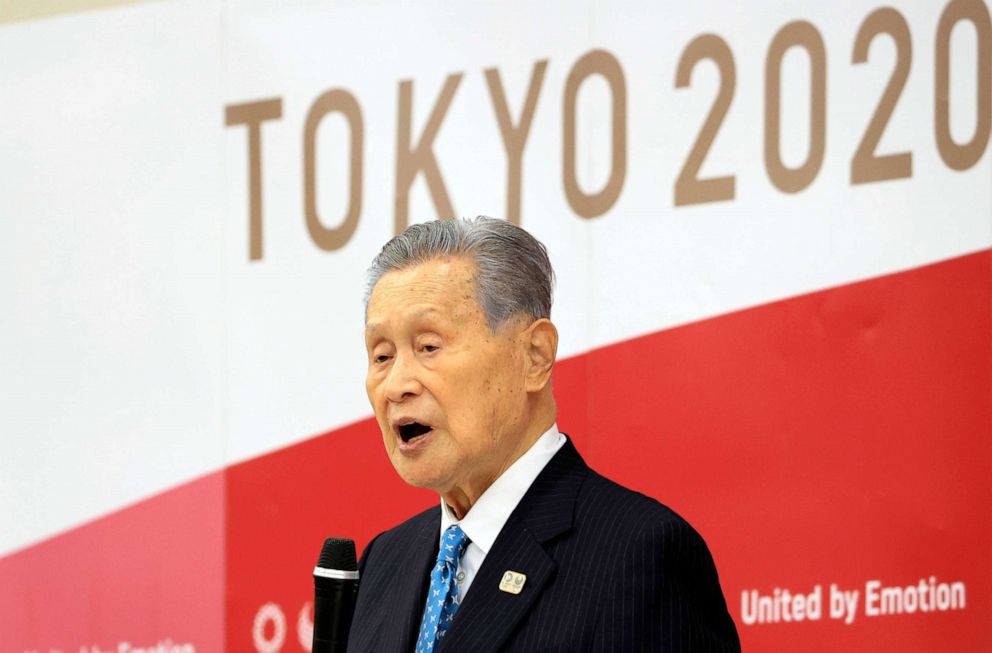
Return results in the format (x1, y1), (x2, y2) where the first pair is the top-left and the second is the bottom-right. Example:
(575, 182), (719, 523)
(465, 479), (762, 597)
(374, 354), (392, 364)
(422, 345), (439, 353)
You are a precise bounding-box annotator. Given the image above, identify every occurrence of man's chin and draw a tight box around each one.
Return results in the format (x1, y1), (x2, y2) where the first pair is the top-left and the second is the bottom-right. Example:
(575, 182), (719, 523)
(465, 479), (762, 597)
(389, 456), (450, 493)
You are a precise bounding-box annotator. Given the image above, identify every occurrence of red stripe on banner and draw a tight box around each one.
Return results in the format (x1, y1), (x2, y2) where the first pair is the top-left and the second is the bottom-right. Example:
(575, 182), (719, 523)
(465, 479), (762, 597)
(0, 473), (224, 652)
(3, 250), (989, 652)
(566, 249), (992, 651)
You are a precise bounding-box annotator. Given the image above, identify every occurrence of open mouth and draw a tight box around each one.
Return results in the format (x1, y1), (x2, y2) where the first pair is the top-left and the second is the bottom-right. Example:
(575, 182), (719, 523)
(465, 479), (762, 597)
(398, 421), (433, 443)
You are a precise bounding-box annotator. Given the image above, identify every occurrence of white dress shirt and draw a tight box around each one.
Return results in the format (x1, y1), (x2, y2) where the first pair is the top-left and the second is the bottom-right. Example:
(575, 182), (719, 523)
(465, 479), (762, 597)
(438, 423), (566, 600)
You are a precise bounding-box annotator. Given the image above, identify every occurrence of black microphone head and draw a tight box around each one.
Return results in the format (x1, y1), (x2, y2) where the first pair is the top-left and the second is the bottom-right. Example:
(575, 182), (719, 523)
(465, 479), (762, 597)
(317, 537), (357, 572)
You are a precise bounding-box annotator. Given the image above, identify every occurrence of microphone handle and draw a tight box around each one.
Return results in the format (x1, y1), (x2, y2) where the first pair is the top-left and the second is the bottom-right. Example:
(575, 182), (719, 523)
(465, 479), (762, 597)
(313, 576), (359, 653)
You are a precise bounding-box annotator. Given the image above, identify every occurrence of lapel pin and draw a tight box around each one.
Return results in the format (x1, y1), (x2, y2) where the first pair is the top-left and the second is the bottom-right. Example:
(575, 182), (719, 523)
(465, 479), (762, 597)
(499, 570), (527, 594)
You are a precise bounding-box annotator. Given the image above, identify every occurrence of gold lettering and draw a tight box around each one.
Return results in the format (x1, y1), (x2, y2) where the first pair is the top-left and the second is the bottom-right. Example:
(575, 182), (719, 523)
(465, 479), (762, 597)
(395, 74), (462, 234)
(851, 7), (913, 184)
(562, 50), (627, 219)
(303, 89), (364, 251)
(764, 21), (826, 194)
(935, 0), (991, 171)
(484, 60), (548, 225)
(225, 98), (283, 261)
(674, 34), (737, 206)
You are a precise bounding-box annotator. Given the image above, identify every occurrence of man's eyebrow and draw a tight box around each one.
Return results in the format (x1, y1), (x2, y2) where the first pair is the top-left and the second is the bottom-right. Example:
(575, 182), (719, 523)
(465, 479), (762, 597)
(365, 309), (443, 335)
(412, 308), (442, 320)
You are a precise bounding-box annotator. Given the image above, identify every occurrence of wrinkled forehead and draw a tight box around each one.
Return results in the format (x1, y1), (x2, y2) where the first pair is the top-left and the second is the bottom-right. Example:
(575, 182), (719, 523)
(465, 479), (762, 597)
(365, 257), (483, 327)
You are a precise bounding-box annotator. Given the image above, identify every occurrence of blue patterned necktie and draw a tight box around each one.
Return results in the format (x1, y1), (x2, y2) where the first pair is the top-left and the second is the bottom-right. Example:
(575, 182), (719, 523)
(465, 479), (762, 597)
(415, 524), (470, 652)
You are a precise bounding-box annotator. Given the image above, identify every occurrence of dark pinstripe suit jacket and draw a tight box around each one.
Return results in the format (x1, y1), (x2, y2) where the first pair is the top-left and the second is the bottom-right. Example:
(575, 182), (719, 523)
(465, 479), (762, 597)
(348, 438), (741, 652)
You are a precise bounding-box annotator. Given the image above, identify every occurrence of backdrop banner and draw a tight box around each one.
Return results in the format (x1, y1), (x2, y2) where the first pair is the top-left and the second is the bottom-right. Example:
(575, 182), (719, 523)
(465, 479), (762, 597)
(1, 1), (990, 651)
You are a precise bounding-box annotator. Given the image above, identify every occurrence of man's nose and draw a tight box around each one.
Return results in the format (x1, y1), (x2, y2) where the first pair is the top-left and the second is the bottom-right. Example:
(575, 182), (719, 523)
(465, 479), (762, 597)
(384, 352), (422, 403)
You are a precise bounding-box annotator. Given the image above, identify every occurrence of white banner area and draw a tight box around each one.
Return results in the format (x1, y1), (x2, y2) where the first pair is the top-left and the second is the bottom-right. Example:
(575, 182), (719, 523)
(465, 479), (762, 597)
(2, 0), (989, 557)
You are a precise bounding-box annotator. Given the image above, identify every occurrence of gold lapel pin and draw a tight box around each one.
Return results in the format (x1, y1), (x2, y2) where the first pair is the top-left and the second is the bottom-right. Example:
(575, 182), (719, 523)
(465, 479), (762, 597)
(499, 570), (527, 594)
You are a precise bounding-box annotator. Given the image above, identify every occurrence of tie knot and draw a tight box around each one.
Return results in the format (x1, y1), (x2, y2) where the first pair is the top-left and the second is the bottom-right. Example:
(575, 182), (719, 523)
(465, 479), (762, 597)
(437, 524), (469, 565)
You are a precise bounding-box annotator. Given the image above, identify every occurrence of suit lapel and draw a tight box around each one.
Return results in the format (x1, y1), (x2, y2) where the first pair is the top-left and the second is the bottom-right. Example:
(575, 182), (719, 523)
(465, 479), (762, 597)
(438, 439), (588, 652)
(395, 517), (440, 651)
(358, 509), (439, 653)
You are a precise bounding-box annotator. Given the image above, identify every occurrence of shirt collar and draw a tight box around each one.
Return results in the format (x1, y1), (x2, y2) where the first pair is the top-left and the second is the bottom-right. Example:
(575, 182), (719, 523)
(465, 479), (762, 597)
(439, 423), (565, 554)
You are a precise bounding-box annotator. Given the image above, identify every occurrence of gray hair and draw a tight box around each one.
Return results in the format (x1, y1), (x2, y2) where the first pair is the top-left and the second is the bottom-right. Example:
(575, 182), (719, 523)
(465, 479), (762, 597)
(365, 216), (555, 331)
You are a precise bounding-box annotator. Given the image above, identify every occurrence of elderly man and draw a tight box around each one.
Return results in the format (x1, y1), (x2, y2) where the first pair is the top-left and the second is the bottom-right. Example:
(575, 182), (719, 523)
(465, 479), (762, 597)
(349, 217), (740, 652)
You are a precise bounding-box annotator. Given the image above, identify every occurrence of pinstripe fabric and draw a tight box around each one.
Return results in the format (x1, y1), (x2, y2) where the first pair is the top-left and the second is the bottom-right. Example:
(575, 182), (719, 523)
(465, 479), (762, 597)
(347, 438), (740, 652)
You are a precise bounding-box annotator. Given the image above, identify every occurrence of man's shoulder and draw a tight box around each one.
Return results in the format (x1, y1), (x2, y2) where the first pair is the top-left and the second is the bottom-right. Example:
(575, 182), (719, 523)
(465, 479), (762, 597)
(525, 435), (706, 548)
(575, 469), (739, 639)
(357, 503), (437, 582)
(576, 467), (707, 548)
(518, 450), (740, 650)
(381, 503), (437, 535)
(365, 503), (437, 552)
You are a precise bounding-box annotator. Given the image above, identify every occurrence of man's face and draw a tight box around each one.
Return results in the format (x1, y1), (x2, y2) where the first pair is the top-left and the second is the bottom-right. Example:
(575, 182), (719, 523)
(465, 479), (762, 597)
(364, 256), (532, 498)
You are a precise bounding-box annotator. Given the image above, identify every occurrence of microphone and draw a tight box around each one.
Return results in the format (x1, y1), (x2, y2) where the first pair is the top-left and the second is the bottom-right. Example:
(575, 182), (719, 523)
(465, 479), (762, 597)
(312, 537), (360, 653)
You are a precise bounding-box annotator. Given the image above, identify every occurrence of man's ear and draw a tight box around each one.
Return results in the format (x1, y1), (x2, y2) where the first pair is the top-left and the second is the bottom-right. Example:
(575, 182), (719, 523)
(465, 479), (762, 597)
(523, 318), (558, 392)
